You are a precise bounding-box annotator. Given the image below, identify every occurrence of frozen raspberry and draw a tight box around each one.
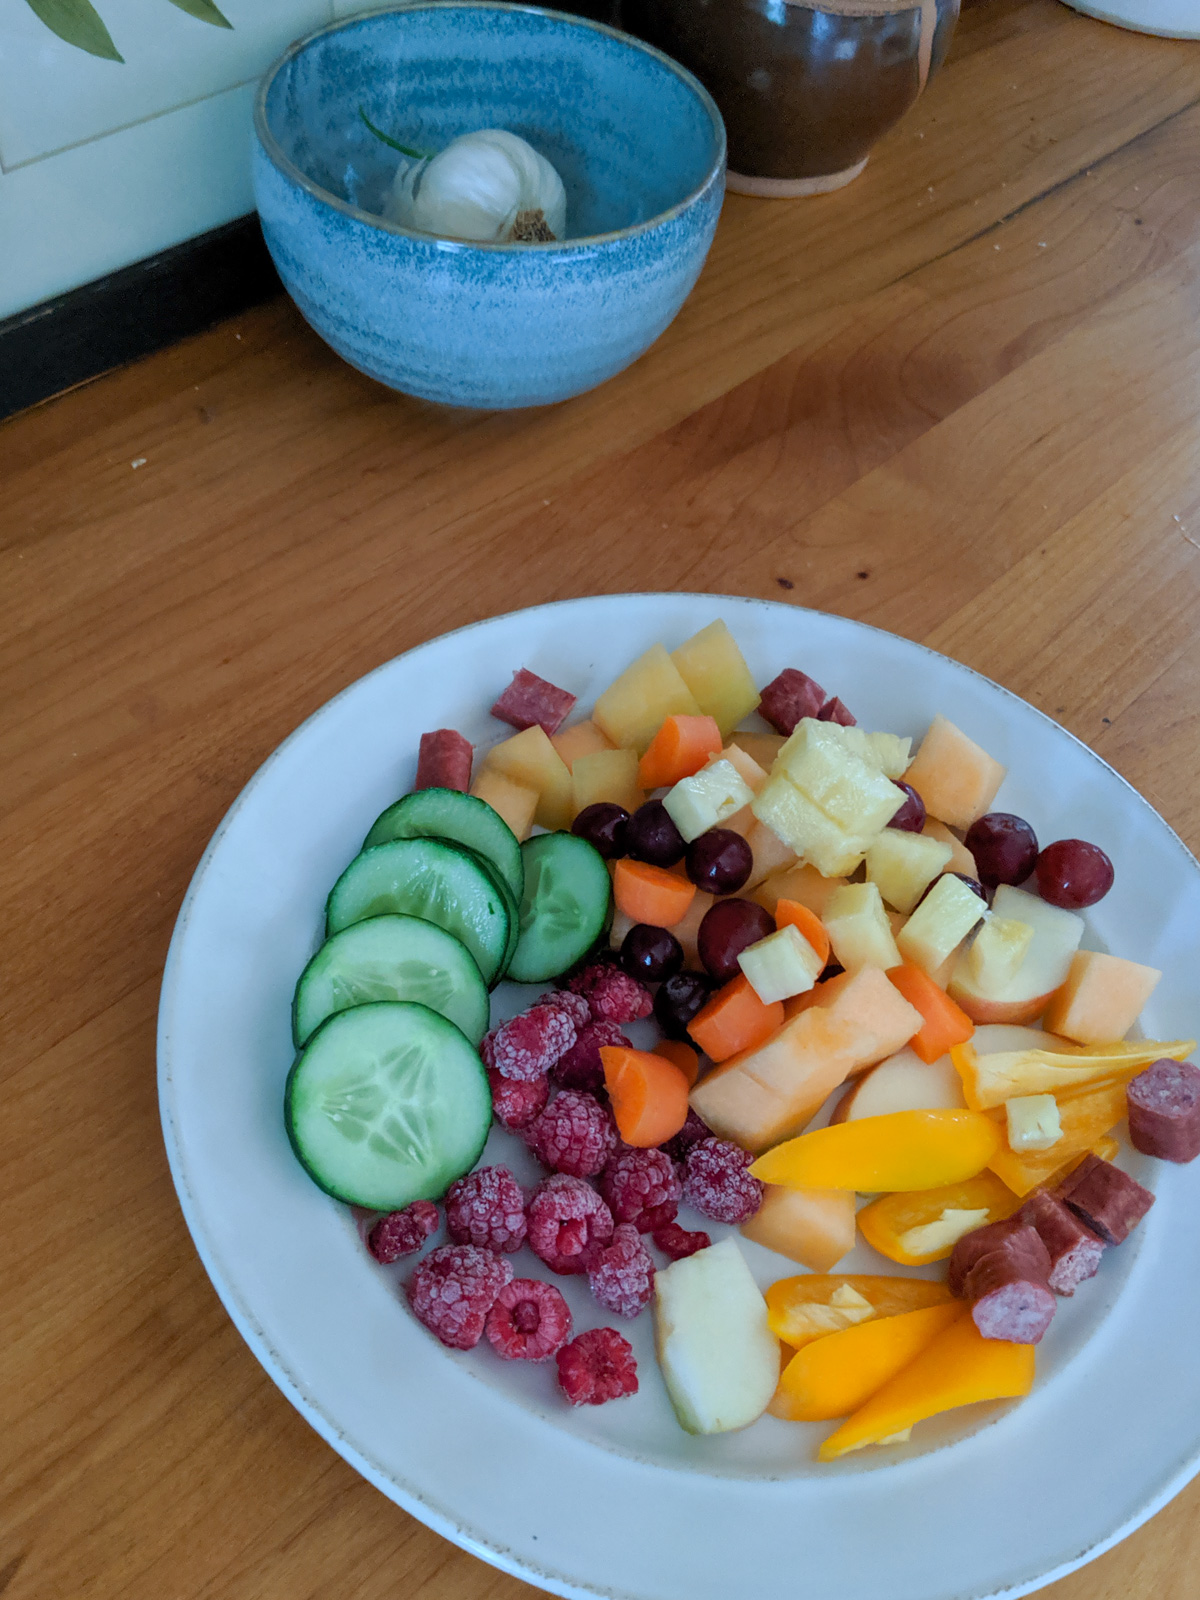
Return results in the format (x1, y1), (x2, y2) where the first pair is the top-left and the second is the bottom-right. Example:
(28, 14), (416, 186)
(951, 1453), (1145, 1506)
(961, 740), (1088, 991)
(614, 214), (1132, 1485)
(569, 963), (653, 1024)
(587, 1223), (656, 1318)
(527, 1173), (614, 1274)
(556, 1327), (639, 1405)
(526, 1089), (616, 1177)
(367, 1200), (439, 1262)
(682, 1138), (764, 1225)
(488, 1067), (549, 1130)
(660, 1108), (712, 1164)
(652, 1222), (711, 1261)
(483, 1004), (577, 1082)
(600, 1147), (681, 1232)
(407, 1244), (513, 1350)
(485, 1278), (573, 1360)
(554, 1019), (627, 1093)
(540, 989), (591, 1029)
(444, 1165), (527, 1253)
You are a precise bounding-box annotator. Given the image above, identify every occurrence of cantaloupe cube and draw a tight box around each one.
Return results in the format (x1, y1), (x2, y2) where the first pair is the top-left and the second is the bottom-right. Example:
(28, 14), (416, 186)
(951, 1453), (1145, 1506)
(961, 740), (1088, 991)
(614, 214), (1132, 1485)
(1042, 950), (1162, 1044)
(741, 1186), (856, 1272)
(731, 732), (786, 772)
(593, 644), (702, 753)
(721, 743), (769, 793)
(483, 725), (573, 831)
(753, 863), (848, 918)
(923, 817), (978, 878)
(670, 620), (761, 737)
(743, 817), (799, 889)
(673, 888), (715, 970)
(866, 830), (953, 914)
(752, 775), (873, 879)
(824, 883), (902, 972)
(571, 748), (642, 817)
(904, 715), (1005, 831)
(470, 768), (538, 841)
(776, 721), (908, 834)
(552, 719), (614, 767)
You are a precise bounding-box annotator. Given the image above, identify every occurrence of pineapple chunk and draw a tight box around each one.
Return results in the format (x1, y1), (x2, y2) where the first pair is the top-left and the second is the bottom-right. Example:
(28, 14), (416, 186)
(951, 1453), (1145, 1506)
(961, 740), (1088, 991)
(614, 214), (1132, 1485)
(1005, 1094), (1062, 1153)
(896, 1208), (991, 1258)
(776, 720), (908, 834)
(738, 924), (824, 1004)
(896, 874), (986, 975)
(752, 774), (873, 878)
(593, 643), (701, 753)
(865, 831), (953, 914)
(470, 768), (538, 841)
(671, 621), (761, 737)
(551, 719), (614, 766)
(832, 727), (912, 780)
(571, 748), (642, 817)
(823, 882), (902, 973)
(663, 758), (755, 842)
(482, 726), (572, 830)
(967, 916), (1035, 992)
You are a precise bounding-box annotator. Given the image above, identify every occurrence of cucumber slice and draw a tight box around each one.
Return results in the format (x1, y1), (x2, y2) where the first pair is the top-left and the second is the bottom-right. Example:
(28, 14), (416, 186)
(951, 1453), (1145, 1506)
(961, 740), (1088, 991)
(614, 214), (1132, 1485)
(364, 788), (524, 904)
(285, 1001), (491, 1209)
(293, 914), (490, 1049)
(507, 831), (612, 984)
(326, 838), (510, 986)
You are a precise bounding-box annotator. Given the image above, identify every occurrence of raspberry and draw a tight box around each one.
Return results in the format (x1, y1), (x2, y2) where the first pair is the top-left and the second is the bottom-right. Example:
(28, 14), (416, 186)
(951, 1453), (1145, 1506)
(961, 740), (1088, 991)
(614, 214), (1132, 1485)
(682, 1138), (764, 1225)
(569, 963), (653, 1024)
(660, 1108), (712, 1164)
(488, 1067), (549, 1130)
(485, 1278), (572, 1360)
(367, 1200), (439, 1262)
(483, 1004), (577, 1082)
(526, 1089), (616, 1177)
(554, 1019), (627, 1093)
(444, 1165), (527, 1253)
(556, 1327), (639, 1405)
(540, 989), (591, 1029)
(527, 1173), (614, 1274)
(652, 1222), (711, 1261)
(599, 1147), (681, 1232)
(407, 1244), (513, 1350)
(587, 1223), (656, 1318)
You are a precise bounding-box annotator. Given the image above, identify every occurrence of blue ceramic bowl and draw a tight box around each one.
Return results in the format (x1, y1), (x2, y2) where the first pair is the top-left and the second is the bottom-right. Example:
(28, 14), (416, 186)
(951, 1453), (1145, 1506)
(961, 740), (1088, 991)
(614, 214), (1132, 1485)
(252, 2), (725, 408)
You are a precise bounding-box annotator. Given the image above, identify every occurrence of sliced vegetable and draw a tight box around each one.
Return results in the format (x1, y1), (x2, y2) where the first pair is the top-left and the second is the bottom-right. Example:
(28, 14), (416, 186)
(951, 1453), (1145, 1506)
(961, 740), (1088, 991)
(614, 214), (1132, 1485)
(887, 963), (975, 1064)
(363, 786), (524, 903)
(687, 973), (783, 1063)
(951, 1036), (1196, 1111)
(613, 858), (696, 928)
(652, 1038), (701, 1087)
(508, 831), (612, 983)
(856, 1171), (1020, 1265)
(637, 714), (723, 790)
(774, 898), (831, 968)
(986, 1081), (1127, 1195)
(602, 1044), (691, 1147)
(771, 1302), (965, 1421)
(766, 1274), (954, 1348)
(749, 1110), (1003, 1192)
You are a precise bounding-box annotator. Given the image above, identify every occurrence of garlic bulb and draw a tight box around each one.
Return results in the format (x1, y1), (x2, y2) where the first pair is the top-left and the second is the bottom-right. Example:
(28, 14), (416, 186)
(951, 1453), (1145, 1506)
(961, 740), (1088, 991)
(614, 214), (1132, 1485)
(384, 129), (567, 243)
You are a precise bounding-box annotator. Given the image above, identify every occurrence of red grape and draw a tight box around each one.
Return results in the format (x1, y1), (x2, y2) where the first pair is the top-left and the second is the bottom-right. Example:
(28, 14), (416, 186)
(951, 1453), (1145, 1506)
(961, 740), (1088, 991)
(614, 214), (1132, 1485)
(888, 782), (926, 834)
(697, 899), (776, 983)
(963, 813), (1039, 888)
(621, 924), (683, 983)
(625, 800), (686, 867)
(686, 829), (753, 895)
(571, 802), (629, 859)
(1035, 839), (1114, 910)
(654, 973), (715, 1039)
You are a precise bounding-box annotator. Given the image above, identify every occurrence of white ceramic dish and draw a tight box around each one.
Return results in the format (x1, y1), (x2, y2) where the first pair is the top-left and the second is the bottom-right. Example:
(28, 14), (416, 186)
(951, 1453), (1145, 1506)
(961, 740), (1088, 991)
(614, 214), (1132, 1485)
(158, 593), (1200, 1600)
(1059, 0), (1199, 38)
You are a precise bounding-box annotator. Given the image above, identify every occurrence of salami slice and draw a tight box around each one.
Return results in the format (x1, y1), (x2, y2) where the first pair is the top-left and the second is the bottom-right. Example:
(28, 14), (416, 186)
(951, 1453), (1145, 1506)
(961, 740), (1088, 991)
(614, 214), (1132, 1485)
(817, 696), (857, 727)
(415, 729), (473, 793)
(1127, 1058), (1200, 1163)
(1019, 1189), (1104, 1296)
(758, 669), (827, 736)
(491, 669), (577, 736)
(1056, 1155), (1154, 1246)
(960, 1223), (1056, 1344)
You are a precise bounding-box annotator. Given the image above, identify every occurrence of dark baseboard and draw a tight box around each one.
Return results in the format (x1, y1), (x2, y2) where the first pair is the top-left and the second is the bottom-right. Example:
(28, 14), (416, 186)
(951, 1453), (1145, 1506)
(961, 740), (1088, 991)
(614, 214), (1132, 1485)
(0, 215), (282, 423)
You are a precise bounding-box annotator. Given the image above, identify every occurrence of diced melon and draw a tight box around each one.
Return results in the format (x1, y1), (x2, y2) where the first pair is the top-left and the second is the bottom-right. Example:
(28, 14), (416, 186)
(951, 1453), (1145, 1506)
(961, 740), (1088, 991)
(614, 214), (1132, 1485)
(738, 924), (824, 1004)
(483, 725), (573, 831)
(752, 863), (849, 918)
(922, 818), (978, 878)
(663, 758), (755, 842)
(776, 720), (908, 834)
(726, 810), (800, 890)
(731, 731), (786, 771)
(1042, 949), (1162, 1044)
(823, 882), (902, 972)
(896, 874), (986, 975)
(673, 888), (715, 970)
(571, 748), (642, 817)
(966, 917), (1034, 990)
(470, 768), (538, 842)
(593, 643), (701, 754)
(551, 719), (614, 767)
(670, 621), (761, 737)
(721, 742), (769, 793)
(903, 714), (1005, 831)
(752, 775), (873, 878)
(865, 830), (953, 914)
(948, 885), (1084, 1024)
(741, 1186), (856, 1271)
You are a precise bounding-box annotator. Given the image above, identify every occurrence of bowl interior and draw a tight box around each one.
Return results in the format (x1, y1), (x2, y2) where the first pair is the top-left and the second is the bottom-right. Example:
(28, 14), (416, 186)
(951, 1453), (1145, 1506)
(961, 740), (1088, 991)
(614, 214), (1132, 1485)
(261, 2), (722, 241)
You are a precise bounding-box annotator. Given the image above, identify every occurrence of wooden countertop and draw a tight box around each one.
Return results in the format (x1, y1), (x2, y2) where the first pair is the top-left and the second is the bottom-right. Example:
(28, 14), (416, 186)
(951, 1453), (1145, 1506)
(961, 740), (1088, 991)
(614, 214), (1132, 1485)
(3, 0), (1200, 1594)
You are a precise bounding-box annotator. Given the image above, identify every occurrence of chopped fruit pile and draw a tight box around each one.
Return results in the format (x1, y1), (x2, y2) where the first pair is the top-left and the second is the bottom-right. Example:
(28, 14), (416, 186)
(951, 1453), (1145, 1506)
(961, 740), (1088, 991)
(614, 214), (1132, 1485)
(285, 617), (1196, 1450)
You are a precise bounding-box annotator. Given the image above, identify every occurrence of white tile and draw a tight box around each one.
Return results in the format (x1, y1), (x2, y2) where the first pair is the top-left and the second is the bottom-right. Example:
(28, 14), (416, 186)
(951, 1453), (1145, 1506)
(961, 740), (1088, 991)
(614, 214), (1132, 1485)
(0, 0), (330, 168)
(0, 81), (257, 319)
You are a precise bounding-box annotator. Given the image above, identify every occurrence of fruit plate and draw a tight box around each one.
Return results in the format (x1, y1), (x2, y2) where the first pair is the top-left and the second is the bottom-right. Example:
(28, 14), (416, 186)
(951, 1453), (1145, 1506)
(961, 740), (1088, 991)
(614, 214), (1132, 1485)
(158, 593), (1200, 1600)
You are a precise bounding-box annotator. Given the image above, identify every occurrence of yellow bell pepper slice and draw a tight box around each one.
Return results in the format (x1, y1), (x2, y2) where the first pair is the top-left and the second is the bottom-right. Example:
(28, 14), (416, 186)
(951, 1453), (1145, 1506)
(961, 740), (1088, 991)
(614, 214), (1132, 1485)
(772, 1302), (966, 1421)
(951, 1037), (1195, 1112)
(749, 1110), (1002, 1191)
(857, 1171), (1020, 1266)
(766, 1273), (954, 1348)
(985, 1081), (1127, 1196)
(817, 1312), (1035, 1460)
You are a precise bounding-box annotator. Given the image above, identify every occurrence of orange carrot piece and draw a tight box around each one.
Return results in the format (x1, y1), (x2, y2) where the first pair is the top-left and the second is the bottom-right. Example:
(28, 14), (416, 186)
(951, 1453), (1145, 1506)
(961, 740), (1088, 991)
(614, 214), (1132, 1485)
(775, 899), (832, 969)
(637, 714), (723, 790)
(613, 858), (697, 928)
(887, 963), (975, 1063)
(601, 1045), (691, 1146)
(653, 1039), (702, 1087)
(688, 975), (784, 1064)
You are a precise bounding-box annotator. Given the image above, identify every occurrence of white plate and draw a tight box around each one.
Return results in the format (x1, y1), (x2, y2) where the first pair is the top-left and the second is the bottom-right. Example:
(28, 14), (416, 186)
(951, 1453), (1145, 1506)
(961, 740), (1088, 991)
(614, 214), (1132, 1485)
(1058, 0), (1200, 38)
(158, 594), (1200, 1600)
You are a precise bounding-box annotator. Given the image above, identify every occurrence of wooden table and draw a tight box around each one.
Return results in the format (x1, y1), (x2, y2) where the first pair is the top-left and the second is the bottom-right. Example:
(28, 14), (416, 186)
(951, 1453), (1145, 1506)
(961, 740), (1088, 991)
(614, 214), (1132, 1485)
(4, 0), (1200, 1593)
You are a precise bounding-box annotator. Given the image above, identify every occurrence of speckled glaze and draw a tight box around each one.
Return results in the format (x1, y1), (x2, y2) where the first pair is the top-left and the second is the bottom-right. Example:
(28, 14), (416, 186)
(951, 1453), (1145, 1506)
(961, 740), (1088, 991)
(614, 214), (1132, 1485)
(623, 0), (959, 196)
(252, 3), (725, 409)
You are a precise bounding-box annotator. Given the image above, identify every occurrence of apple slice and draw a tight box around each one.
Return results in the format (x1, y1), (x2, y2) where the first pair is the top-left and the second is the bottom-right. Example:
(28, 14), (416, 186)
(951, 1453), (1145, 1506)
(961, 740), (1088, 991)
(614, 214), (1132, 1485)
(831, 1046), (965, 1123)
(948, 885), (1084, 1024)
(653, 1238), (780, 1434)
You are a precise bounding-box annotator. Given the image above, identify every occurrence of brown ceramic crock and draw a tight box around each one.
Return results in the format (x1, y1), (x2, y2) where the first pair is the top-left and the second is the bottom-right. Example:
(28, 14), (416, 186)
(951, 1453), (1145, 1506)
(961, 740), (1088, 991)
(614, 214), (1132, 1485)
(621, 0), (960, 195)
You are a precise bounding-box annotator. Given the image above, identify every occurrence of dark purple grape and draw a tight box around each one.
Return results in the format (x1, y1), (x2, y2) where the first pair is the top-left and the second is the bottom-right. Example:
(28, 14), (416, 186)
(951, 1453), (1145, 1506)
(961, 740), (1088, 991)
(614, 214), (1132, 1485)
(915, 871), (988, 909)
(963, 813), (1039, 888)
(1036, 839), (1114, 910)
(654, 972), (715, 1039)
(621, 923), (684, 983)
(571, 802), (629, 859)
(686, 828), (753, 895)
(697, 898), (776, 983)
(888, 782), (926, 834)
(625, 799), (686, 867)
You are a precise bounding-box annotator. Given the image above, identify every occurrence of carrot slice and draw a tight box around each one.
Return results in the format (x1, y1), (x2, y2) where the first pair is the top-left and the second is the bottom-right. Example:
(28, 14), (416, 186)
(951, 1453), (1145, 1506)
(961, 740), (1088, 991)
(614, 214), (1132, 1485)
(886, 963), (975, 1063)
(688, 974), (784, 1063)
(653, 1038), (701, 1087)
(613, 859), (696, 928)
(601, 1045), (691, 1146)
(637, 714), (724, 790)
(775, 899), (831, 968)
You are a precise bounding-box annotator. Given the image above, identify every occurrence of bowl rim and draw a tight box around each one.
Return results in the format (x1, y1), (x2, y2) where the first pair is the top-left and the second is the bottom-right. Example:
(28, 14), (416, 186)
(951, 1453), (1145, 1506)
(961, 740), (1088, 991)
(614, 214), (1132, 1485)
(252, 0), (727, 253)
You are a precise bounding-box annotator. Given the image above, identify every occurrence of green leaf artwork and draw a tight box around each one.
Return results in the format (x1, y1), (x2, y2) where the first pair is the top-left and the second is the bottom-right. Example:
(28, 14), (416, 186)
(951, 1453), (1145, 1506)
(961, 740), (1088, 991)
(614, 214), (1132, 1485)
(162, 0), (232, 28)
(22, 0), (233, 61)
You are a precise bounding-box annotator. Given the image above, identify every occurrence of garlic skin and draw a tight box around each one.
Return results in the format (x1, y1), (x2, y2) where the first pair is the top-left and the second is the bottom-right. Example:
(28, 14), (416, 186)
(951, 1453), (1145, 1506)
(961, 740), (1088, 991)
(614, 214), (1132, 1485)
(384, 129), (567, 243)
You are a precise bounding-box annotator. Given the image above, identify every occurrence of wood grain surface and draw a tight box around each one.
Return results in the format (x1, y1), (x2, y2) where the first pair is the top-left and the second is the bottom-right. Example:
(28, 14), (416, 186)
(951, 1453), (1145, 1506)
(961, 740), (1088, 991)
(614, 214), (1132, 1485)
(3, 1), (1200, 1595)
